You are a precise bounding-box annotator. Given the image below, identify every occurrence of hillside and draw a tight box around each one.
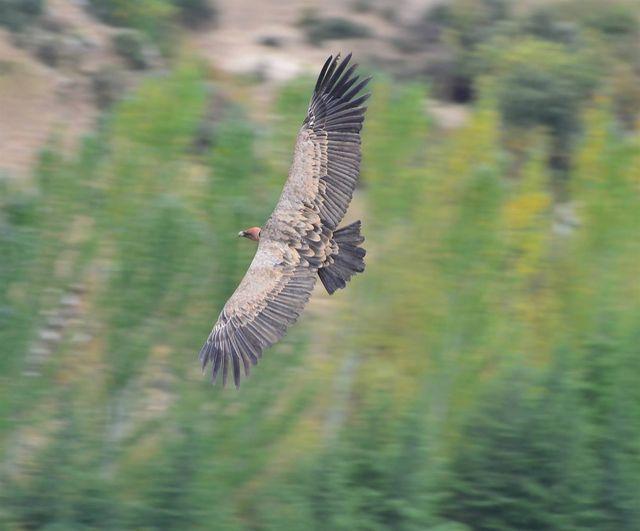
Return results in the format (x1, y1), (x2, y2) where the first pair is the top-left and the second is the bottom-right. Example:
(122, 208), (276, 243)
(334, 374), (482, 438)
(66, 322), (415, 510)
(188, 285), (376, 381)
(1, 0), (464, 179)
(1, 1), (639, 529)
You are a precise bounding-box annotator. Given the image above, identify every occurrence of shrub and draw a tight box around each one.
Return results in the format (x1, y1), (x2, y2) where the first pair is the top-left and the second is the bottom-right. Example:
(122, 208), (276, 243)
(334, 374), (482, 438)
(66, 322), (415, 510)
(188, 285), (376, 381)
(522, 6), (579, 44)
(113, 29), (149, 69)
(0, 0), (44, 31)
(583, 2), (639, 36)
(398, 0), (512, 101)
(35, 34), (64, 67)
(440, 369), (598, 530)
(424, 51), (476, 102)
(171, 0), (217, 29)
(87, 0), (132, 25)
(351, 0), (373, 14)
(91, 65), (126, 109)
(258, 35), (283, 48)
(421, 0), (511, 48)
(610, 62), (640, 129)
(88, 0), (175, 50)
(301, 15), (372, 45)
(490, 39), (601, 165)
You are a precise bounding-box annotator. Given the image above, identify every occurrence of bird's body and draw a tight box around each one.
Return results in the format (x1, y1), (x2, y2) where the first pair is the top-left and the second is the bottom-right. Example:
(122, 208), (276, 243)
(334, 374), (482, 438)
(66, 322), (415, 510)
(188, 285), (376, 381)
(200, 54), (370, 387)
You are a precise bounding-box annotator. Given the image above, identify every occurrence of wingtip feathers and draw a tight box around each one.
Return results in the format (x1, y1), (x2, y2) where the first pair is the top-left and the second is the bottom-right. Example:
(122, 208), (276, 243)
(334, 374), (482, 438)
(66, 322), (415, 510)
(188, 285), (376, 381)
(309, 54), (371, 127)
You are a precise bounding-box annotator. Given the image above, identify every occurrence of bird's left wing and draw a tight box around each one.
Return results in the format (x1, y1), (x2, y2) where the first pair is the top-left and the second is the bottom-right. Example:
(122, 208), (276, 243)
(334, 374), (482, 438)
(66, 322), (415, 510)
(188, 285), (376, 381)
(199, 239), (316, 388)
(283, 53), (371, 232)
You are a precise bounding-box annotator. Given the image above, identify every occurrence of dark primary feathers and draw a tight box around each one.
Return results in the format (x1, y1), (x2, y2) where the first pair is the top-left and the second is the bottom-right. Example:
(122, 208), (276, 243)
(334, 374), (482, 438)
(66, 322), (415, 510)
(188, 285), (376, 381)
(200, 54), (370, 388)
(305, 53), (371, 230)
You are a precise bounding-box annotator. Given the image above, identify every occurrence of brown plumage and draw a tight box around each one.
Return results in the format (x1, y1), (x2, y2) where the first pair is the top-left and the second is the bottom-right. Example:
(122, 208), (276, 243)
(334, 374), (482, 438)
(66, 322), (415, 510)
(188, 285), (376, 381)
(199, 54), (370, 388)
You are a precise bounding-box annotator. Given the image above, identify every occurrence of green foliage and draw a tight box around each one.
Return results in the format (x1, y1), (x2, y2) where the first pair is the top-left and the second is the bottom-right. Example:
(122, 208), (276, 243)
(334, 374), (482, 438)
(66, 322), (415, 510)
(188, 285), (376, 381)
(491, 39), (600, 146)
(522, 6), (579, 44)
(88, 0), (219, 46)
(401, 0), (640, 138)
(1, 39), (640, 531)
(295, 91), (639, 530)
(300, 14), (372, 45)
(1, 402), (117, 528)
(423, 0), (511, 49)
(91, 65), (126, 109)
(34, 33), (65, 67)
(402, 0), (512, 101)
(113, 30), (150, 70)
(88, 0), (176, 49)
(362, 79), (430, 224)
(0, 0), (43, 31)
(441, 366), (598, 530)
(172, 0), (218, 29)
(581, 1), (639, 36)
(111, 64), (207, 159)
(0, 59), (318, 529)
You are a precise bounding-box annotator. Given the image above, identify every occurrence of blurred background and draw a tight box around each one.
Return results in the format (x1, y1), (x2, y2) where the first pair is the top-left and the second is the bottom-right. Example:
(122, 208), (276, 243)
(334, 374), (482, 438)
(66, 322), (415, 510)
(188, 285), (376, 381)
(1, 0), (639, 529)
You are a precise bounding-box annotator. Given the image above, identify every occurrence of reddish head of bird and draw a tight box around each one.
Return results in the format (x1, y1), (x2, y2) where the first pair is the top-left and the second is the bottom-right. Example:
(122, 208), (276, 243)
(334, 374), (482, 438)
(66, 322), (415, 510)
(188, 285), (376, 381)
(238, 227), (261, 242)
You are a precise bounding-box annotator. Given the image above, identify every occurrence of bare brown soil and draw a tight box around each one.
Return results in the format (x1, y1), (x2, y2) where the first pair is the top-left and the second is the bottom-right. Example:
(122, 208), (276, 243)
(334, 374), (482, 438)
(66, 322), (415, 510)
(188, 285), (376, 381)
(0, 0), (116, 179)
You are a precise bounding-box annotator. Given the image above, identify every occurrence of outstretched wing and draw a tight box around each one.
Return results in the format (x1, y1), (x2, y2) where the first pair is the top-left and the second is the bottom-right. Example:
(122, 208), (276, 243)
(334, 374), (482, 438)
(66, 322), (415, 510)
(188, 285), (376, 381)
(200, 54), (370, 387)
(199, 239), (316, 388)
(293, 53), (371, 231)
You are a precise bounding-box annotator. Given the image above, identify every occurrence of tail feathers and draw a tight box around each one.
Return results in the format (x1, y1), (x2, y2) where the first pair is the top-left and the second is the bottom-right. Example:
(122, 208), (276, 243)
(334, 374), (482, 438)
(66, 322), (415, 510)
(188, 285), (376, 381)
(318, 220), (366, 295)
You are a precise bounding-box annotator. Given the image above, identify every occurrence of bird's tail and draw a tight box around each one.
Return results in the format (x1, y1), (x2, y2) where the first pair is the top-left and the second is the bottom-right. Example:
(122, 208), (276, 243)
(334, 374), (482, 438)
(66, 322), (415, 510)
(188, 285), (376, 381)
(318, 220), (366, 295)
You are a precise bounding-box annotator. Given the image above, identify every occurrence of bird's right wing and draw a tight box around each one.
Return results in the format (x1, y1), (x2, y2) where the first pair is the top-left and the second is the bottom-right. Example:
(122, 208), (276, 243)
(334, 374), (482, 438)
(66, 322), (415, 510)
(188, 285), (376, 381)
(199, 239), (316, 388)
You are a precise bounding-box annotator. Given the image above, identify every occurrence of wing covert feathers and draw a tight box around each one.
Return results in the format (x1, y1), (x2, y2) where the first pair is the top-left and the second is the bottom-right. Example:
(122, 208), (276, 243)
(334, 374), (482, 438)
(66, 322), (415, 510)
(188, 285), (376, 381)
(199, 264), (316, 389)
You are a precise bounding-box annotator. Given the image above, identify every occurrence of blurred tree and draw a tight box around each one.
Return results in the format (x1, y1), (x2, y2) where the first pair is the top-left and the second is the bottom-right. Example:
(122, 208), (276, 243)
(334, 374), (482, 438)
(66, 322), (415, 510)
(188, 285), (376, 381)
(87, 0), (176, 49)
(405, 0), (512, 102)
(440, 366), (599, 530)
(113, 30), (154, 70)
(1, 401), (117, 528)
(485, 38), (600, 189)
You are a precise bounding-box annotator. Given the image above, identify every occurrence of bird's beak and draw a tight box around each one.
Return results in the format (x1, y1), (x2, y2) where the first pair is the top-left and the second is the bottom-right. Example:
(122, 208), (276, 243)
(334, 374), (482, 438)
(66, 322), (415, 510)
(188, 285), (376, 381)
(238, 231), (246, 238)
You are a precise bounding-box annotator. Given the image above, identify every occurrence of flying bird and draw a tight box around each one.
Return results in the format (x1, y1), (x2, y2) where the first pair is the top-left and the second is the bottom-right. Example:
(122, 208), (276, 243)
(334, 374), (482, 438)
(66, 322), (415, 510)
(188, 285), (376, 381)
(199, 54), (370, 388)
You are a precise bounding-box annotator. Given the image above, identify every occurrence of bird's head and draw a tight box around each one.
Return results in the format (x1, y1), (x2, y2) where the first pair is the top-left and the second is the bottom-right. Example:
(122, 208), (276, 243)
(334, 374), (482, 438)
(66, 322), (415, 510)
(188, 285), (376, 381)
(238, 227), (261, 242)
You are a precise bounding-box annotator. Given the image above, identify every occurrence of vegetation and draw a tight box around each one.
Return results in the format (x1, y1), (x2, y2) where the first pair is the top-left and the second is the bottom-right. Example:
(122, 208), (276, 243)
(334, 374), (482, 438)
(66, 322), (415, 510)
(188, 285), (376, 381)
(391, 0), (639, 190)
(489, 38), (601, 180)
(88, 0), (216, 41)
(173, 0), (218, 29)
(113, 30), (153, 70)
(299, 11), (373, 45)
(1, 2), (639, 529)
(34, 33), (65, 67)
(404, 0), (639, 129)
(0, 0), (44, 31)
(91, 65), (126, 109)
